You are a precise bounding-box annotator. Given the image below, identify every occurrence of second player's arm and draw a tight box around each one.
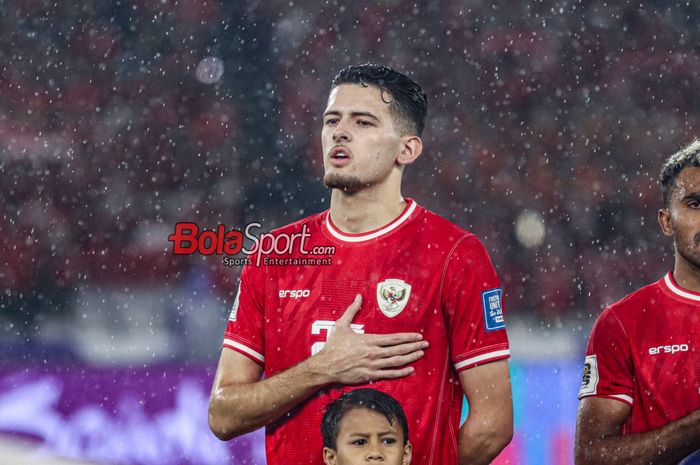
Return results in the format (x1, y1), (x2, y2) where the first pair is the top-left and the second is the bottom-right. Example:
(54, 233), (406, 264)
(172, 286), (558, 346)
(575, 397), (700, 465)
(457, 359), (514, 465)
(209, 295), (429, 440)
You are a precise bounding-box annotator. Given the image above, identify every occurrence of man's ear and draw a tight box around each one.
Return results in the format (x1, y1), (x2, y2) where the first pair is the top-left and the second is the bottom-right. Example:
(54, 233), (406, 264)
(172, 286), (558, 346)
(396, 136), (423, 166)
(402, 441), (412, 465)
(658, 208), (674, 237)
(323, 447), (337, 465)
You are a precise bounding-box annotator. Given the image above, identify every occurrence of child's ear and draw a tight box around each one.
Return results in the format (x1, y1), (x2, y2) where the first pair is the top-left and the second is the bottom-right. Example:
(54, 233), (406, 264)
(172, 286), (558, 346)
(323, 447), (338, 465)
(402, 441), (412, 465)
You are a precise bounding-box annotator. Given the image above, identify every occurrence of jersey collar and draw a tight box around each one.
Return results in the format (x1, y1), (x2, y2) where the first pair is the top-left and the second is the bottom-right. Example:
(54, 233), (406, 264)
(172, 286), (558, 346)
(324, 198), (418, 243)
(662, 272), (700, 302)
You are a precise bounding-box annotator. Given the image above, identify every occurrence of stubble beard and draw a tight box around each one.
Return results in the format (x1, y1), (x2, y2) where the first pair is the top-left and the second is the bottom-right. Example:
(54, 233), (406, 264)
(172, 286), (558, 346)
(675, 231), (700, 272)
(323, 172), (366, 192)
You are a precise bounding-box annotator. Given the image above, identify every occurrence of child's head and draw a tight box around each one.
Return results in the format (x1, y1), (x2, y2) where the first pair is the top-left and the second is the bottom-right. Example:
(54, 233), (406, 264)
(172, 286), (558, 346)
(321, 388), (412, 465)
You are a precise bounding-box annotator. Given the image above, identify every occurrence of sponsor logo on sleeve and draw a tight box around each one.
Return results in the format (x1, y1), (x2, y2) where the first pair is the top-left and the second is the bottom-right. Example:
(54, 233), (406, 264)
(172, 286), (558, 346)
(229, 284), (241, 322)
(481, 288), (505, 331)
(579, 355), (599, 397)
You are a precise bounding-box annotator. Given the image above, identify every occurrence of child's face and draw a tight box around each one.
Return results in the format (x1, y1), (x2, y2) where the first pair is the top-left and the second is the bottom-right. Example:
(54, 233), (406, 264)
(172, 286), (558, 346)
(323, 408), (412, 465)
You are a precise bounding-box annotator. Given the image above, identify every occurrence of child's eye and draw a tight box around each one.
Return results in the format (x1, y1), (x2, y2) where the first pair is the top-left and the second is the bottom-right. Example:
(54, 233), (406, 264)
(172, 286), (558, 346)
(352, 439), (367, 446)
(382, 438), (397, 445)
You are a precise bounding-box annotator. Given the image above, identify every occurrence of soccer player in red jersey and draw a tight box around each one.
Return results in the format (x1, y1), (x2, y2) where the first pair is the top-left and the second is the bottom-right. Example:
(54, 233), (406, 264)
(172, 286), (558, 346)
(575, 139), (700, 465)
(208, 64), (513, 465)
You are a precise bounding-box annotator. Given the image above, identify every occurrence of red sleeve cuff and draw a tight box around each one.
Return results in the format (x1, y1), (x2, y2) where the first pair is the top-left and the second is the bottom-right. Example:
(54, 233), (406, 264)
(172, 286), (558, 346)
(454, 346), (510, 372)
(223, 337), (264, 365)
(579, 392), (633, 407)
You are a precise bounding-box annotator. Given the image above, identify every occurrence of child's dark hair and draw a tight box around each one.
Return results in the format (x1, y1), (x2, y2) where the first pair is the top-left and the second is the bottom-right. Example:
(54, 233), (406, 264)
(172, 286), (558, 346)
(321, 388), (409, 449)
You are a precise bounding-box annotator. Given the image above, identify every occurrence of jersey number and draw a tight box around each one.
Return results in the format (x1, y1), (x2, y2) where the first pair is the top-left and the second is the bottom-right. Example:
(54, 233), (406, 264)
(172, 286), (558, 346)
(311, 320), (365, 355)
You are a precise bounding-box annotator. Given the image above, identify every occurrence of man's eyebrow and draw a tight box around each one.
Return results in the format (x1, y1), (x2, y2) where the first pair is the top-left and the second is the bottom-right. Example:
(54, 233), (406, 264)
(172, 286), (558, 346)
(681, 192), (700, 200)
(322, 110), (380, 121)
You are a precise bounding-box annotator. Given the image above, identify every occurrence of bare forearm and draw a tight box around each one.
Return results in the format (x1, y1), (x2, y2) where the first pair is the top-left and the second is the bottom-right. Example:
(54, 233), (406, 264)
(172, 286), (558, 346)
(209, 358), (328, 440)
(575, 410), (700, 465)
(458, 420), (512, 465)
(457, 361), (514, 465)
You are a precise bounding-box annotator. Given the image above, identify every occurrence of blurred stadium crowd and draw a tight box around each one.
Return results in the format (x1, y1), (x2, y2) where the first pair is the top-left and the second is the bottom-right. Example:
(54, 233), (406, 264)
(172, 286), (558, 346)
(1, 0), (699, 359)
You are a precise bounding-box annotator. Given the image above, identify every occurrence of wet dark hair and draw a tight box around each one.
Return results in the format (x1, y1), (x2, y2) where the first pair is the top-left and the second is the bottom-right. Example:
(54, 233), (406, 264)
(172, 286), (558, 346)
(659, 139), (700, 206)
(321, 388), (409, 449)
(331, 64), (428, 137)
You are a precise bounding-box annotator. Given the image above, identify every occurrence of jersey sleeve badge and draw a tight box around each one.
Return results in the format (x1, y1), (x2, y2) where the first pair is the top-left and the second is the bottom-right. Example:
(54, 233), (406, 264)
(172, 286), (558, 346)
(578, 354), (599, 397)
(229, 283), (241, 322)
(481, 288), (505, 331)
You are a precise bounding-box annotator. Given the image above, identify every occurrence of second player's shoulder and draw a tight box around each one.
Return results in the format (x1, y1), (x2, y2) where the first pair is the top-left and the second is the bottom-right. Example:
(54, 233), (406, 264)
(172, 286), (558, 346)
(593, 277), (667, 331)
(609, 278), (666, 314)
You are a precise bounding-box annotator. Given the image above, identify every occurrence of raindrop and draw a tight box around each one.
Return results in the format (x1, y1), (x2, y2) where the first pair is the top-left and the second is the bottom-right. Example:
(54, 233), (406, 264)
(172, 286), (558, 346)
(515, 210), (546, 248)
(195, 57), (224, 85)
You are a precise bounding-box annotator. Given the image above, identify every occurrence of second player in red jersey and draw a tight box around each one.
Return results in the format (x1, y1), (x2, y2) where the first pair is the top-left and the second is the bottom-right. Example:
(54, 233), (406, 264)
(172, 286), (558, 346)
(209, 64), (513, 465)
(579, 273), (699, 432)
(575, 140), (700, 465)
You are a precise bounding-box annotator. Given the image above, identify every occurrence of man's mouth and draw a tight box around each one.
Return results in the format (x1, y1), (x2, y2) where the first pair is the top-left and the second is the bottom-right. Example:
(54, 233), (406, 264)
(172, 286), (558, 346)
(329, 147), (352, 166)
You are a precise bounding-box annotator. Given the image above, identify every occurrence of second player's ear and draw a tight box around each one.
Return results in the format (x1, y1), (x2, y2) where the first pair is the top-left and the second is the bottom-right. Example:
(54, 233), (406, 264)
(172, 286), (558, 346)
(402, 441), (413, 465)
(323, 447), (337, 465)
(397, 136), (423, 166)
(658, 208), (674, 237)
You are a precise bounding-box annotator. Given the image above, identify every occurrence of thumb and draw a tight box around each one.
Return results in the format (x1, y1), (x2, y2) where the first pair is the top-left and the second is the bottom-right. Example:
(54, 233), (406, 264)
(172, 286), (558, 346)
(336, 294), (362, 327)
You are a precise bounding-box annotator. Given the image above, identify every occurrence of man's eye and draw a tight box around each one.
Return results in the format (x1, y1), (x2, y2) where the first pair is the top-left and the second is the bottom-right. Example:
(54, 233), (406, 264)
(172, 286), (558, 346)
(688, 200), (700, 208)
(358, 120), (372, 127)
(325, 118), (338, 125)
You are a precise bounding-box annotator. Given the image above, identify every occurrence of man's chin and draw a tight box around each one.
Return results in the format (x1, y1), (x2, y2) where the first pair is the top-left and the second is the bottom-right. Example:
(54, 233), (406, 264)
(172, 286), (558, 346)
(323, 173), (365, 192)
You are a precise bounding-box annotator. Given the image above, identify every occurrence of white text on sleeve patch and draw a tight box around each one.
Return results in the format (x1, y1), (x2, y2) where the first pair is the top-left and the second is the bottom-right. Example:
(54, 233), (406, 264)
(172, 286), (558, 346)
(229, 284), (241, 322)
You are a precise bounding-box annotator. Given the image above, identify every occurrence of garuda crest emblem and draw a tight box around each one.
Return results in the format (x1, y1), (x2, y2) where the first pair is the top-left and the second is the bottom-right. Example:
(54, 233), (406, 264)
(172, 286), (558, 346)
(376, 279), (411, 318)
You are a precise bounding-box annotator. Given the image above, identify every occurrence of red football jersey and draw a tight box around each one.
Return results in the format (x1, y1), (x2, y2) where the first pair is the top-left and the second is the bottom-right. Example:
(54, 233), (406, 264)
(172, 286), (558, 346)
(223, 199), (510, 465)
(579, 272), (700, 434)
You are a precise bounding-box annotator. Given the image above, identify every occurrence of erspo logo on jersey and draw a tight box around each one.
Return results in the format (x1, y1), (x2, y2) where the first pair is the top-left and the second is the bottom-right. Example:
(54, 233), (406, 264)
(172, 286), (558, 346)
(279, 289), (311, 299)
(167, 222), (335, 267)
(648, 343), (690, 355)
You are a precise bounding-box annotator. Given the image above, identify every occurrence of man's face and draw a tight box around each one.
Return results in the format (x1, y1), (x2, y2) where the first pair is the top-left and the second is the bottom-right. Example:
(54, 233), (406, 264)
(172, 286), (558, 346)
(660, 166), (700, 269)
(323, 408), (411, 465)
(321, 84), (404, 192)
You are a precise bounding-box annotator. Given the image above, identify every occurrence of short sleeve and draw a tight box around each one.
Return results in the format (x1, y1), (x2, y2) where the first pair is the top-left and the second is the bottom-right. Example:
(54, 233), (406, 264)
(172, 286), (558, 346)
(223, 262), (266, 366)
(442, 235), (510, 372)
(578, 308), (633, 406)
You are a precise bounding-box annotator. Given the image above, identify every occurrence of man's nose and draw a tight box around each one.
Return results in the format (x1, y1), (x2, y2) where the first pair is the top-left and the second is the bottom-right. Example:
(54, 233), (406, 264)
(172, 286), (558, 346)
(332, 119), (351, 142)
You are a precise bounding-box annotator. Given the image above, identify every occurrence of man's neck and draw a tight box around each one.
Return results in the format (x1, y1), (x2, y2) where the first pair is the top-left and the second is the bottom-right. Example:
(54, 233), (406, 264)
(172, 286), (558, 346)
(672, 252), (700, 293)
(329, 187), (407, 234)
